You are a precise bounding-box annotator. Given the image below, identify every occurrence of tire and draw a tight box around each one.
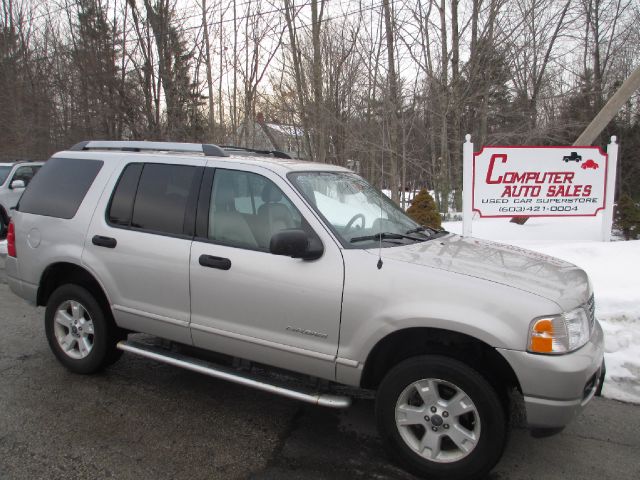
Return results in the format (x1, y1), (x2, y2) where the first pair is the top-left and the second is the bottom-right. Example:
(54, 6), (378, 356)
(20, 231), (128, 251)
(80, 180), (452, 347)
(375, 355), (507, 480)
(45, 284), (124, 374)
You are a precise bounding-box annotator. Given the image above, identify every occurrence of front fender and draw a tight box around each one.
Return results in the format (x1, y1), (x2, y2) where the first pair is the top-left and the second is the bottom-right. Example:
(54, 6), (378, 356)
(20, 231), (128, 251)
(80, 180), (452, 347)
(336, 251), (561, 385)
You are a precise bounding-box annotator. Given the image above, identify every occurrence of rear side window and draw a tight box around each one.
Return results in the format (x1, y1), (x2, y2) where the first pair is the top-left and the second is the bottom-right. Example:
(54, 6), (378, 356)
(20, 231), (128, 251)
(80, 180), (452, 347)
(18, 158), (103, 219)
(108, 163), (198, 236)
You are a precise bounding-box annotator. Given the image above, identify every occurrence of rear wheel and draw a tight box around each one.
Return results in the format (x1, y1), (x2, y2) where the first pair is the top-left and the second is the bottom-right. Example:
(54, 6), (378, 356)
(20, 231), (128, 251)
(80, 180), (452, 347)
(376, 355), (507, 480)
(45, 284), (123, 373)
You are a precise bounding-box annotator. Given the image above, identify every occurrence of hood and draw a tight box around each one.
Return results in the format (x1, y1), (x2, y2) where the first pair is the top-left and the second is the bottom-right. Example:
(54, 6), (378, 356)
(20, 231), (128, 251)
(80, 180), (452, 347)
(379, 234), (590, 311)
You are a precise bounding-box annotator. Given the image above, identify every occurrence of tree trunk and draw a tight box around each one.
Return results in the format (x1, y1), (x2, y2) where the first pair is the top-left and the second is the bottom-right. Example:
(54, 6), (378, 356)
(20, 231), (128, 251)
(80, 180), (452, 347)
(451, 0), (462, 212)
(202, 0), (215, 142)
(382, 0), (399, 203)
(438, 0), (450, 213)
(283, 0), (313, 159)
(311, 0), (326, 162)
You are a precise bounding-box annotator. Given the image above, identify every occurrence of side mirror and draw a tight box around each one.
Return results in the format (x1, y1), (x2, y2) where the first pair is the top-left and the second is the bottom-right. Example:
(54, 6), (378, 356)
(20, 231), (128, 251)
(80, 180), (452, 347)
(270, 229), (323, 260)
(10, 179), (25, 190)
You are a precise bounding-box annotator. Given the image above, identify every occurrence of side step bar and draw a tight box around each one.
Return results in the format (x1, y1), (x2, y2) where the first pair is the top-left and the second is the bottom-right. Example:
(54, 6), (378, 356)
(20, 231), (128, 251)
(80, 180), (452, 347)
(116, 340), (351, 409)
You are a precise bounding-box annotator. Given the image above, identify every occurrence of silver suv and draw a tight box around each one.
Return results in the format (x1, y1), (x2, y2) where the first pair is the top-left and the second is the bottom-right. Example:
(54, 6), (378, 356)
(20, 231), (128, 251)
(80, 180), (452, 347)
(5, 141), (605, 480)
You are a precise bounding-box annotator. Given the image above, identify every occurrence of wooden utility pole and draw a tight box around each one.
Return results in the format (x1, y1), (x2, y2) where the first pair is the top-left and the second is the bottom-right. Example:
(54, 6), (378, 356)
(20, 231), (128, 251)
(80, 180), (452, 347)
(511, 65), (640, 225)
(574, 65), (640, 145)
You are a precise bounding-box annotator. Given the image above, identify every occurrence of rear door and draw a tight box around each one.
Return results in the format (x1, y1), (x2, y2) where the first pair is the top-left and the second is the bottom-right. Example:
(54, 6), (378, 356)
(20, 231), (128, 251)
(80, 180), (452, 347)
(189, 165), (345, 380)
(83, 157), (205, 344)
(9, 156), (106, 289)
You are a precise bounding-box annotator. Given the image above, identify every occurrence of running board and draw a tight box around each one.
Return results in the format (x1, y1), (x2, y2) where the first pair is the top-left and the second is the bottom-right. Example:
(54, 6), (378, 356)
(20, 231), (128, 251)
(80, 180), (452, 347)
(116, 340), (351, 409)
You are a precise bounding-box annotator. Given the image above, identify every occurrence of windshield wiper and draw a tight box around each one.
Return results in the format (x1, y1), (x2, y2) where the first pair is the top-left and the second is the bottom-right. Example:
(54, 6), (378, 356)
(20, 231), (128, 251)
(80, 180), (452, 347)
(405, 225), (447, 236)
(350, 232), (424, 244)
(405, 226), (428, 235)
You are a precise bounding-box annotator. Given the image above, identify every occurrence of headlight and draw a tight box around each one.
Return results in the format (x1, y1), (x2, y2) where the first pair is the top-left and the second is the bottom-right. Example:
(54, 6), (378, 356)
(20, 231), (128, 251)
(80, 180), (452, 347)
(528, 306), (591, 354)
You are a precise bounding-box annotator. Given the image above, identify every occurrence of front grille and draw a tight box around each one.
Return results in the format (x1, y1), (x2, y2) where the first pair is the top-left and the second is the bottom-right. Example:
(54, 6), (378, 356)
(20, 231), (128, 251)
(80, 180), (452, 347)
(586, 294), (596, 332)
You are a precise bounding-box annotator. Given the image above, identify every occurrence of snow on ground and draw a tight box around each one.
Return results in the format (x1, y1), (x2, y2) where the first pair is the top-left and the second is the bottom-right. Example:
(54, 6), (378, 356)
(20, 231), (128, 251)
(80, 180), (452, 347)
(443, 215), (640, 404)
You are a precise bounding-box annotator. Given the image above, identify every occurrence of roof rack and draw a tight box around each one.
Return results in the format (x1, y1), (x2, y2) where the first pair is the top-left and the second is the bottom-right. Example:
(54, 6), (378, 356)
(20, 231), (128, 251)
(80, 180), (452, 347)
(69, 141), (228, 157)
(0, 159), (41, 164)
(218, 145), (292, 159)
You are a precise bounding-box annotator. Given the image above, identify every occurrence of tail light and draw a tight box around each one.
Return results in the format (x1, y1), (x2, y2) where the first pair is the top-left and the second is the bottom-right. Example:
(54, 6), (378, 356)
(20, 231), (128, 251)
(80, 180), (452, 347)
(7, 220), (16, 257)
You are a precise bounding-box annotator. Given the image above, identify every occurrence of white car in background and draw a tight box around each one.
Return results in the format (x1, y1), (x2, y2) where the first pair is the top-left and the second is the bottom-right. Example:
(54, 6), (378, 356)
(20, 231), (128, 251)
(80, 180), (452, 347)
(0, 161), (44, 249)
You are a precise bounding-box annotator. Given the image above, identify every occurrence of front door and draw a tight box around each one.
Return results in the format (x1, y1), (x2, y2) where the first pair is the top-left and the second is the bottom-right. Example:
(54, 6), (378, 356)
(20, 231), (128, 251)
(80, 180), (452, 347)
(189, 166), (344, 379)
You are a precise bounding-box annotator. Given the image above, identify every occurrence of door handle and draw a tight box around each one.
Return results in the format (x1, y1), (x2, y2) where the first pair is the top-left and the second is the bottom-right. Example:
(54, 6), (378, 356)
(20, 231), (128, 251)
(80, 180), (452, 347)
(199, 255), (231, 270)
(92, 235), (117, 248)
(199, 254), (231, 270)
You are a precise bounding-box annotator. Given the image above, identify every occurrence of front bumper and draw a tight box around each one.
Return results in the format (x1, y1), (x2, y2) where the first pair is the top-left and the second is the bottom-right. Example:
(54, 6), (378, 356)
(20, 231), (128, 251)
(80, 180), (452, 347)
(497, 319), (605, 429)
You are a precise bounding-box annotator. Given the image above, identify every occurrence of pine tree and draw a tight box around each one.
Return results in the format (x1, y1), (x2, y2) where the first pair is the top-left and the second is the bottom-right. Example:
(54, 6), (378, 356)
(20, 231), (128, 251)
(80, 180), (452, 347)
(406, 188), (442, 229)
(615, 193), (640, 240)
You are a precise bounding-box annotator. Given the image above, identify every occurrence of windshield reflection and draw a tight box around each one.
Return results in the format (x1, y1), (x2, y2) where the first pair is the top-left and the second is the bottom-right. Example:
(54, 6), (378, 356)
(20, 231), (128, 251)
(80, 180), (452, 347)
(289, 171), (428, 247)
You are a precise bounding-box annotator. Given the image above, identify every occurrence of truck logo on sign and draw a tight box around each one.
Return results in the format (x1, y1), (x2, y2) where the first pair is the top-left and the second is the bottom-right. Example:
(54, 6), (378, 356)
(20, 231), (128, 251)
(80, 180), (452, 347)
(472, 146), (607, 217)
(562, 151), (582, 162)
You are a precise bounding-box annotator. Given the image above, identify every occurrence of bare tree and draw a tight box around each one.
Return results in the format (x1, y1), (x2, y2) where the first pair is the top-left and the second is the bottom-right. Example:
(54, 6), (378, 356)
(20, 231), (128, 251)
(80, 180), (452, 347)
(2, 0), (639, 208)
(382, 0), (400, 201)
(201, 0), (215, 141)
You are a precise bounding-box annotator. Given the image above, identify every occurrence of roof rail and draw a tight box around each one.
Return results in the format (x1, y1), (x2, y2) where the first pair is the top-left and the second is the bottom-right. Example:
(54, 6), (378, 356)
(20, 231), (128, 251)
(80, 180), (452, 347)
(218, 145), (292, 159)
(0, 159), (41, 164)
(69, 141), (228, 157)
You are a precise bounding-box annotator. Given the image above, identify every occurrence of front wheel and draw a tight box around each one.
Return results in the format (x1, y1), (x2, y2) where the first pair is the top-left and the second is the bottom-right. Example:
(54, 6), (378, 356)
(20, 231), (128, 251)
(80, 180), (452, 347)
(375, 355), (507, 480)
(45, 284), (123, 374)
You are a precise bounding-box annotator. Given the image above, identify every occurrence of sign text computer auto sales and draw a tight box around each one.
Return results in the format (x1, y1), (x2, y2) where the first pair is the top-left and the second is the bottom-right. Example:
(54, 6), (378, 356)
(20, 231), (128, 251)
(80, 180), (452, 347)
(472, 147), (608, 217)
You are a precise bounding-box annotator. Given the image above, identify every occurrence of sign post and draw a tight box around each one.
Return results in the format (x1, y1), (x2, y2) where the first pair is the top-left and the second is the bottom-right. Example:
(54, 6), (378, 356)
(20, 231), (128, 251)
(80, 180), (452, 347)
(462, 134), (474, 237)
(602, 136), (619, 241)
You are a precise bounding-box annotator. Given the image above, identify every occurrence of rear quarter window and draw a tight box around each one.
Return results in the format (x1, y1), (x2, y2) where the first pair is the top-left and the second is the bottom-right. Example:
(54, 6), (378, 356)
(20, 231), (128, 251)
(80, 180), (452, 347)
(107, 163), (143, 226)
(18, 157), (103, 219)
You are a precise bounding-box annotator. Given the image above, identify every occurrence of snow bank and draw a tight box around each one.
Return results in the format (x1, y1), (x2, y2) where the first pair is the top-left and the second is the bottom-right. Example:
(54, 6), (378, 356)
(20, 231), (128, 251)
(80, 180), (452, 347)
(443, 216), (640, 404)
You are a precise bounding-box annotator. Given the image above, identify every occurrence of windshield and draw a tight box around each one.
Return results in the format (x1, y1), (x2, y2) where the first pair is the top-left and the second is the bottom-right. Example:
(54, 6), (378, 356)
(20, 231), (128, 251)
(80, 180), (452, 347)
(289, 171), (434, 248)
(0, 166), (11, 186)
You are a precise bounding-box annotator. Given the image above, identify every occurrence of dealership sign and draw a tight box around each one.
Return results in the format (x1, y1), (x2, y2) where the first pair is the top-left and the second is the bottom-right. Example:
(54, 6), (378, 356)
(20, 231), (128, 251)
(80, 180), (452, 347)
(461, 135), (619, 241)
(473, 146), (607, 217)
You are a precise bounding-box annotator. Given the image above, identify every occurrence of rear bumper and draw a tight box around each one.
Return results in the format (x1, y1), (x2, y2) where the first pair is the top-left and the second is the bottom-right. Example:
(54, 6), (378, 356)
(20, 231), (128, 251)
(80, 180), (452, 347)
(5, 256), (38, 305)
(7, 275), (38, 305)
(498, 320), (605, 429)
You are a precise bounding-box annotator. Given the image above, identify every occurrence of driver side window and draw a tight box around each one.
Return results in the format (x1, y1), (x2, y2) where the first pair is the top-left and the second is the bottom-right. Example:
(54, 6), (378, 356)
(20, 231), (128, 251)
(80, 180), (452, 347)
(208, 169), (303, 250)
